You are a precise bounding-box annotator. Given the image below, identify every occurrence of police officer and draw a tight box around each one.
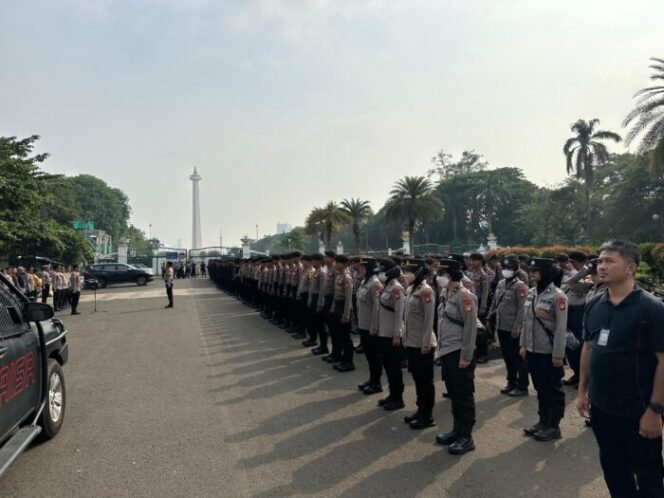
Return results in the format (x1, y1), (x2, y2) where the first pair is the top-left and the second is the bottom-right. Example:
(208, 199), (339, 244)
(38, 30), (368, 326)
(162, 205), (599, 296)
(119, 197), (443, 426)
(330, 255), (355, 372)
(321, 250), (338, 363)
(69, 264), (81, 315)
(376, 258), (406, 411)
(467, 253), (490, 363)
(488, 256), (529, 396)
(164, 261), (174, 308)
(41, 265), (51, 304)
(402, 259), (437, 430)
(310, 254), (329, 355)
(356, 258), (383, 395)
(520, 258), (568, 442)
(435, 258), (478, 455)
(561, 251), (589, 387)
(298, 256), (316, 347)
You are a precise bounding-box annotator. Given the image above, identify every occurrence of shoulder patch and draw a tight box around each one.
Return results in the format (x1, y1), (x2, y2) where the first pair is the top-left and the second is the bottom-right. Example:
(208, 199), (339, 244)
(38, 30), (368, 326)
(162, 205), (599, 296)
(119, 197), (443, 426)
(391, 287), (402, 300)
(518, 286), (527, 298)
(422, 288), (432, 304)
(462, 295), (473, 312)
(556, 297), (567, 311)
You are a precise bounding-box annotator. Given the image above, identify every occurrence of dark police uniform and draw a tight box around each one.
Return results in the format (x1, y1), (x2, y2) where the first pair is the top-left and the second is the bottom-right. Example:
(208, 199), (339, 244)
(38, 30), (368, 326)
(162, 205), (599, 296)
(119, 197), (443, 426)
(584, 287), (664, 497)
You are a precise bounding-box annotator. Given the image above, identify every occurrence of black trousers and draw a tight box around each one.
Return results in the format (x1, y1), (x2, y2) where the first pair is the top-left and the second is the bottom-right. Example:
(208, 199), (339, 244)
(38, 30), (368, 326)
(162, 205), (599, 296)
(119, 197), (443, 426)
(565, 304), (585, 376)
(42, 284), (50, 304)
(378, 337), (404, 402)
(591, 406), (664, 498)
(359, 329), (383, 385)
(309, 297), (327, 347)
(526, 352), (565, 427)
(475, 326), (488, 357)
(498, 329), (529, 389)
(323, 296), (336, 355)
(70, 292), (80, 313)
(407, 347), (435, 419)
(298, 293), (309, 333)
(333, 301), (354, 364)
(166, 285), (173, 306)
(441, 349), (476, 437)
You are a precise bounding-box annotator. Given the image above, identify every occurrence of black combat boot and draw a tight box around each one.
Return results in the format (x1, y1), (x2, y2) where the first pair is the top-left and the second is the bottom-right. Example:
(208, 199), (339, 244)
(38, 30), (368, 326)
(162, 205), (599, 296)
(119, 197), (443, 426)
(448, 437), (475, 455)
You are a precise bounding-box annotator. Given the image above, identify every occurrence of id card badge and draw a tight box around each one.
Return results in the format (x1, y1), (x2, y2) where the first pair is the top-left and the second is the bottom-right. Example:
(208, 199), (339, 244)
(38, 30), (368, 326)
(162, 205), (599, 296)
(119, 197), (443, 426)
(598, 328), (610, 346)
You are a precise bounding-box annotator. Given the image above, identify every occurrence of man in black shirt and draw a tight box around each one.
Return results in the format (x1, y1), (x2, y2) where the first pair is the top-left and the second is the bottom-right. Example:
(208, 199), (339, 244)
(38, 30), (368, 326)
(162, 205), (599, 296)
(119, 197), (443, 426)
(577, 240), (664, 498)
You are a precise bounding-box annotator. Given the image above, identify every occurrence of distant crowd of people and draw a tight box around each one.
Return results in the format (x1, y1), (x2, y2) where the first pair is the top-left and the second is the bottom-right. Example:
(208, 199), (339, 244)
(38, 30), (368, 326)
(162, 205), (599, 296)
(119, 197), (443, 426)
(1, 264), (82, 314)
(161, 260), (207, 280)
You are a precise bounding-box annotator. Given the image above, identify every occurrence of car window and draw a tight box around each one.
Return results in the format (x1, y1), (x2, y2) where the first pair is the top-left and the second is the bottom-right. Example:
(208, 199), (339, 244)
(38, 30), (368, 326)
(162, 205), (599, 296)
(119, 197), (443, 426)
(115, 265), (129, 271)
(0, 279), (30, 339)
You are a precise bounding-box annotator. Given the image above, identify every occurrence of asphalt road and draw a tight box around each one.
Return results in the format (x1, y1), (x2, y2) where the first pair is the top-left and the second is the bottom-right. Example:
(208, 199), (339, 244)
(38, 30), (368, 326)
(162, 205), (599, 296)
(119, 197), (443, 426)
(1, 278), (610, 497)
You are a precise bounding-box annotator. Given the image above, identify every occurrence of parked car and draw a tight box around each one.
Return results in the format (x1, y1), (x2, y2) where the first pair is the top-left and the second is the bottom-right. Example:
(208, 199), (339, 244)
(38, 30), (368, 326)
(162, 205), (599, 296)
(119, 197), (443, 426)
(84, 263), (154, 288)
(0, 273), (68, 477)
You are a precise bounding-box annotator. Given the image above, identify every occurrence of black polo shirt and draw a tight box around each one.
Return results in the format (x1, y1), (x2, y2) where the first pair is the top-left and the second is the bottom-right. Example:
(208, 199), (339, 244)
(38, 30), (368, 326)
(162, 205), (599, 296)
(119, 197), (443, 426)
(583, 287), (664, 418)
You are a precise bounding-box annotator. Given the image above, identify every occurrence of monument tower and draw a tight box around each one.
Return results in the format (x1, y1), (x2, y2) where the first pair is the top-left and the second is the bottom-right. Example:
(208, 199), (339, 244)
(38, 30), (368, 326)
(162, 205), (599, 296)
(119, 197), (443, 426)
(189, 166), (202, 250)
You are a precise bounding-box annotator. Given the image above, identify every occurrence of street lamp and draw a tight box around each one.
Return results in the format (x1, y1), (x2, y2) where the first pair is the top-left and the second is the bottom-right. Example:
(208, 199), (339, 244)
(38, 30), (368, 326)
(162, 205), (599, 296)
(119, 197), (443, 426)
(653, 214), (662, 241)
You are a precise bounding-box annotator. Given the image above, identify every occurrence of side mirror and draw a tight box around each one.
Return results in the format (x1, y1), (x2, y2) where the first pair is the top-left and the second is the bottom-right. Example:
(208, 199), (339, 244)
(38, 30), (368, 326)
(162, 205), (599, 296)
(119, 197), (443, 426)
(24, 302), (55, 322)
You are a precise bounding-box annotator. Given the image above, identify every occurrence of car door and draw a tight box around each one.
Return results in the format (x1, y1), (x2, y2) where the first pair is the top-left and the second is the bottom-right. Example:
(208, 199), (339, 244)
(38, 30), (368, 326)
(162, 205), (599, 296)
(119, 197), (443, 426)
(115, 264), (131, 283)
(0, 278), (41, 442)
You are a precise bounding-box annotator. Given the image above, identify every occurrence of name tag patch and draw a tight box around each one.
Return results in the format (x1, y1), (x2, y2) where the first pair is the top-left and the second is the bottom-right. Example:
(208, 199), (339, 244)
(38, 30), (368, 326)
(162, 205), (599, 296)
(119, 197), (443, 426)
(598, 328), (610, 346)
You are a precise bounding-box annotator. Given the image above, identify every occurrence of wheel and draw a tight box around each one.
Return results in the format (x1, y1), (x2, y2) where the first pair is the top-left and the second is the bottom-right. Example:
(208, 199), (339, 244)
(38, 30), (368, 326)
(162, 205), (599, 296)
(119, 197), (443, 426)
(96, 277), (107, 289)
(136, 276), (147, 286)
(38, 359), (66, 440)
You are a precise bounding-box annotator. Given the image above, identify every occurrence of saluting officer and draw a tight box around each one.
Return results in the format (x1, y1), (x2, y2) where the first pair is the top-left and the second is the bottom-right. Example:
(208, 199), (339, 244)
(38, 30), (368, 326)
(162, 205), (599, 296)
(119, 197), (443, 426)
(375, 258), (406, 411)
(488, 255), (529, 396)
(435, 258), (478, 455)
(520, 258), (568, 442)
(330, 255), (355, 372)
(402, 259), (437, 430)
(356, 258), (383, 395)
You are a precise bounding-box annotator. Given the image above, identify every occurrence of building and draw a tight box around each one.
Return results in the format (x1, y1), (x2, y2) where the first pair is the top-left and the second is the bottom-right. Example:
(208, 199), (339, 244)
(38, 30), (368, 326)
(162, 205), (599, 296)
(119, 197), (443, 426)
(276, 222), (292, 235)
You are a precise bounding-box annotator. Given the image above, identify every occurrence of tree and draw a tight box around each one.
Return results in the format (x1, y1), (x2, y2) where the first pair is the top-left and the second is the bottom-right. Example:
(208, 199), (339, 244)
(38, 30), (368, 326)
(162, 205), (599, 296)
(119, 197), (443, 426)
(304, 202), (349, 250)
(340, 198), (373, 251)
(563, 119), (621, 241)
(385, 176), (443, 247)
(279, 228), (307, 252)
(428, 149), (488, 181)
(623, 57), (664, 174)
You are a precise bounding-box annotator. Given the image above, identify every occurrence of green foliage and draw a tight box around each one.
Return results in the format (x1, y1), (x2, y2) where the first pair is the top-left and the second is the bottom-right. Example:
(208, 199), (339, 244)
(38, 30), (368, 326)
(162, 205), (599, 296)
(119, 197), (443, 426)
(385, 176), (442, 245)
(340, 198), (373, 251)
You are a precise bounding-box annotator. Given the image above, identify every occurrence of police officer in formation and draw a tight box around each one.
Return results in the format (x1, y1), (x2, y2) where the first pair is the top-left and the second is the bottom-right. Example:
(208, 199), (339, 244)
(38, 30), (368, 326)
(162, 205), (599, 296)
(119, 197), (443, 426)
(207, 248), (615, 454)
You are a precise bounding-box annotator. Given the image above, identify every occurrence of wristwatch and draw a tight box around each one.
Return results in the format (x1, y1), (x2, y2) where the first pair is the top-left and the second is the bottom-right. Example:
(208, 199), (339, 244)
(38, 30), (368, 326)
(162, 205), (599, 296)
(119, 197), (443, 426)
(648, 402), (664, 414)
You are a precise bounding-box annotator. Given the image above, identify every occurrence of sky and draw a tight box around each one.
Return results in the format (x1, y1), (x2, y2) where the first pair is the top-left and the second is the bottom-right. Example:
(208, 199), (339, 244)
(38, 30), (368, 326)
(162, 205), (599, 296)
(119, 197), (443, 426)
(1, 0), (662, 248)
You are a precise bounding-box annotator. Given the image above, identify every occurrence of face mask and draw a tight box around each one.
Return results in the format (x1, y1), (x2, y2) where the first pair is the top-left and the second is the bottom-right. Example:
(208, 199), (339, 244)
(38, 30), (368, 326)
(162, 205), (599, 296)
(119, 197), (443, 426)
(436, 276), (449, 288)
(501, 270), (515, 279)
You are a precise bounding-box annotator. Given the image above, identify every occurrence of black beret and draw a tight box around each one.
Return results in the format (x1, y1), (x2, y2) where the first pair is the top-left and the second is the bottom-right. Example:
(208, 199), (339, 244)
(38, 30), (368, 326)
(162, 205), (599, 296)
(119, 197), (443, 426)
(439, 258), (461, 271)
(334, 255), (350, 264)
(529, 257), (554, 270)
(568, 251), (587, 262)
(502, 257), (519, 270)
(324, 250), (336, 258)
(555, 253), (569, 263)
(291, 251), (303, 258)
(390, 255), (403, 266)
(376, 257), (397, 271)
(301, 255), (312, 261)
(517, 254), (530, 261)
(311, 254), (324, 261)
(402, 258), (425, 271)
(350, 256), (361, 263)
(469, 252), (484, 261)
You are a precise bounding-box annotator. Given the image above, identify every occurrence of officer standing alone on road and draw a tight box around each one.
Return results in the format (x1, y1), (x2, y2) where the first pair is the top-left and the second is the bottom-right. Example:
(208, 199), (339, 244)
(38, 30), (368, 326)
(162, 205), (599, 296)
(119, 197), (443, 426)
(69, 264), (81, 315)
(164, 261), (174, 309)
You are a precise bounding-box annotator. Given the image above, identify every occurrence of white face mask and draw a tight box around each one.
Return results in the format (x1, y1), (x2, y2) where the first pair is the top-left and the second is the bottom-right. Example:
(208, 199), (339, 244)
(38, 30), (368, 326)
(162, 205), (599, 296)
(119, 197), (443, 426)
(436, 275), (449, 288)
(377, 272), (386, 283)
(501, 269), (515, 279)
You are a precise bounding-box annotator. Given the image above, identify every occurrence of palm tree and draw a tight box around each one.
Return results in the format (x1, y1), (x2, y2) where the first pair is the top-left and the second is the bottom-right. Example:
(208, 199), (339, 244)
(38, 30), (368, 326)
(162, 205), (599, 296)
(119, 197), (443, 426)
(340, 198), (373, 251)
(384, 176), (443, 247)
(304, 202), (349, 250)
(623, 57), (664, 174)
(563, 119), (621, 241)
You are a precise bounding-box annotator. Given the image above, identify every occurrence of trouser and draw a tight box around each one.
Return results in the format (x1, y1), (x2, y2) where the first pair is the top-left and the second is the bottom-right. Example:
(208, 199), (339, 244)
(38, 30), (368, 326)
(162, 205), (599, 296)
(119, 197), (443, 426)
(498, 329), (529, 389)
(166, 285), (173, 306)
(52, 289), (60, 309)
(475, 326), (488, 358)
(283, 286), (292, 326)
(591, 405), (664, 498)
(526, 352), (565, 428)
(298, 293), (309, 333)
(333, 301), (354, 364)
(565, 304), (585, 376)
(70, 291), (80, 313)
(359, 329), (383, 385)
(322, 296), (335, 355)
(309, 297), (327, 347)
(407, 347), (435, 419)
(42, 284), (50, 304)
(441, 349), (476, 437)
(378, 336), (404, 402)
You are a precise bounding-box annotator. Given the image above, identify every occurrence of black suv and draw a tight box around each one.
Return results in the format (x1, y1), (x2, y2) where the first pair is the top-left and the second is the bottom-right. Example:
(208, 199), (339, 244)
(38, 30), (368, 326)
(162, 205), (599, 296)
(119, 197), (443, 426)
(84, 263), (154, 288)
(0, 273), (68, 477)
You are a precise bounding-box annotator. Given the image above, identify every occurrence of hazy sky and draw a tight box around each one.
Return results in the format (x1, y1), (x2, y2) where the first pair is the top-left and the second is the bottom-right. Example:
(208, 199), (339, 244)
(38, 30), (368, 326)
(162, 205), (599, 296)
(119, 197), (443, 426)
(1, 0), (661, 248)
